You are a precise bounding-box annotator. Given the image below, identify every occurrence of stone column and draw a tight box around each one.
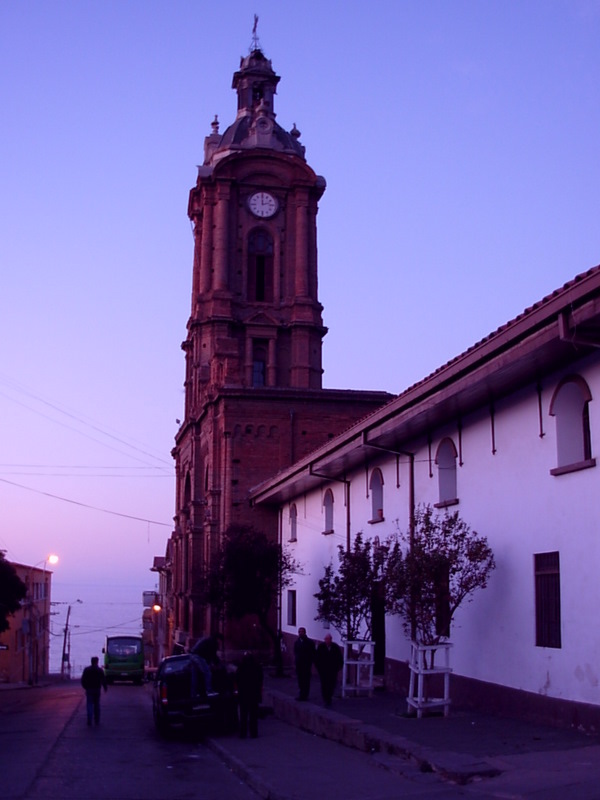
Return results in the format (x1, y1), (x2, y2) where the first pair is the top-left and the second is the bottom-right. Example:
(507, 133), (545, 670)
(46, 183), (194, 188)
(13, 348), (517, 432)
(213, 185), (230, 291)
(295, 191), (309, 297)
(200, 200), (214, 293)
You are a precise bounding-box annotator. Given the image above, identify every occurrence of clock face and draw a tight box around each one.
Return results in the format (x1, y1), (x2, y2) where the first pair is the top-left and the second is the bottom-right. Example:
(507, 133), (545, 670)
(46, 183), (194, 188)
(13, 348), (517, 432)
(248, 191), (278, 219)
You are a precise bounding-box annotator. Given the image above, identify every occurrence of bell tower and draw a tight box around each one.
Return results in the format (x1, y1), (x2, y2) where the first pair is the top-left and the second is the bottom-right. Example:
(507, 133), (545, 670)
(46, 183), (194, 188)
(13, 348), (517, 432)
(168, 39), (391, 654)
(185, 46), (327, 421)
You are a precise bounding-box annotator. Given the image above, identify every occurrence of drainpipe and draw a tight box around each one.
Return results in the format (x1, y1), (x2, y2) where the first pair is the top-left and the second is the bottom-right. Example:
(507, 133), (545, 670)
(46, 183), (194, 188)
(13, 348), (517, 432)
(289, 410), (295, 465)
(276, 506), (284, 675)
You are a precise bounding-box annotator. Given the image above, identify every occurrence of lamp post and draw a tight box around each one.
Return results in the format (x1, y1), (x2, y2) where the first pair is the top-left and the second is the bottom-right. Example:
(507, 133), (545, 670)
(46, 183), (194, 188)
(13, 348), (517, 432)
(26, 555), (58, 684)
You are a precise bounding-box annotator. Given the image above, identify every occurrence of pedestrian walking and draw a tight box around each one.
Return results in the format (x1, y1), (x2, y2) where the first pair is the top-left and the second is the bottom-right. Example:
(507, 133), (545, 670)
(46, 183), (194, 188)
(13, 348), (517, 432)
(293, 627), (315, 701)
(81, 656), (108, 726)
(236, 651), (263, 738)
(315, 633), (343, 707)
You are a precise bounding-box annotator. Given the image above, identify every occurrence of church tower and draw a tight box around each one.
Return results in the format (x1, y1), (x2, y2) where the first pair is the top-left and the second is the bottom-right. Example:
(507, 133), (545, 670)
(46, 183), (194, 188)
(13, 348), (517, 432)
(167, 38), (391, 654)
(186, 46), (326, 406)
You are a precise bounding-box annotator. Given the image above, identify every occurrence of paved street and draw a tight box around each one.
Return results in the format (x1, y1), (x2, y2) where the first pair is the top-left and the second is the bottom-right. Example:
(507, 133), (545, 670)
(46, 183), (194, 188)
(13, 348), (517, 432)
(1, 683), (257, 800)
(3, 680), (600, 799)
(0, 681), (469, 800)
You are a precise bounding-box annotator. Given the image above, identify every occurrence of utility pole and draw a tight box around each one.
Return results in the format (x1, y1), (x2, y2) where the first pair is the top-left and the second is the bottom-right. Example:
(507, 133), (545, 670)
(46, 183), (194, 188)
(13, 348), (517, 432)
(60, 605), (71, 678)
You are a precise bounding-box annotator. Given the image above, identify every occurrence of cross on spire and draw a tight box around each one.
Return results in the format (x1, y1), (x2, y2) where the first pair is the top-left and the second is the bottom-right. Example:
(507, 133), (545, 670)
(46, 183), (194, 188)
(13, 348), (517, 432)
(250, 14), (260, 52)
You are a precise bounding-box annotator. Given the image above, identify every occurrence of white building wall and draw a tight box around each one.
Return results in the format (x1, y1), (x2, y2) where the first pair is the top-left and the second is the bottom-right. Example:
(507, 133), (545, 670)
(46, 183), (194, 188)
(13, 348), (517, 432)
(281, 354), (600, 708)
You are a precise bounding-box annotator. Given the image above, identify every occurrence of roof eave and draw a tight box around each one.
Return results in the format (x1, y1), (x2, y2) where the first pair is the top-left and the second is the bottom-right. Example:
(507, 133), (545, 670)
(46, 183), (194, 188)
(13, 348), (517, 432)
(251, 265), (600, 506)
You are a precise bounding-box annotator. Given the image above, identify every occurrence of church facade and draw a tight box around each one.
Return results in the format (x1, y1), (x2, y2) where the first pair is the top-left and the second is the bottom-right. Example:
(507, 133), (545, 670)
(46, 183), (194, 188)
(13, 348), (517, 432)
(161, 45), (391, 656)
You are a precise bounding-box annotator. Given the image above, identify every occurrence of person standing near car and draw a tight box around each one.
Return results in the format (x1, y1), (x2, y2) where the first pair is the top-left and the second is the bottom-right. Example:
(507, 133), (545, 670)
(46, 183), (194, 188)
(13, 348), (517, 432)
(235, 651), (263, 738)
(294, 627), (315, 701)
(81, 656), (108, 726)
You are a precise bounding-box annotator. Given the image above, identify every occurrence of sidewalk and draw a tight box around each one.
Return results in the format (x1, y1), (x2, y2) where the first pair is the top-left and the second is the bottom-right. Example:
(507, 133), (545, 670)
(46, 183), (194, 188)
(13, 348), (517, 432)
(0, 674), (68, 690)
(253, 672), (600, 787)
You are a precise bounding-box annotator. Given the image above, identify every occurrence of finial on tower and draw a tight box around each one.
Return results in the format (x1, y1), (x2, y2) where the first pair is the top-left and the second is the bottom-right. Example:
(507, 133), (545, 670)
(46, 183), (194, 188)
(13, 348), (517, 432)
(250, 14), (260, 52)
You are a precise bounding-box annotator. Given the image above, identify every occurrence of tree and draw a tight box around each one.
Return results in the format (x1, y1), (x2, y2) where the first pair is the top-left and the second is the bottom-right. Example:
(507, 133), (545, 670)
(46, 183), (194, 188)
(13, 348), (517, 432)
(0, 552), (27, 633)
(208, 524), (300, 671)
(314, 532), (388, 640)
(387, 505), (495, 647)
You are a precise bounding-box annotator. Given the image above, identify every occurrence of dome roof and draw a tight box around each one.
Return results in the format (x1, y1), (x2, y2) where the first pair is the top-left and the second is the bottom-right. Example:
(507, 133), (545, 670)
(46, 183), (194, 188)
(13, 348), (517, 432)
(203, 49), (306, 165)
(216, 115), (305, 158)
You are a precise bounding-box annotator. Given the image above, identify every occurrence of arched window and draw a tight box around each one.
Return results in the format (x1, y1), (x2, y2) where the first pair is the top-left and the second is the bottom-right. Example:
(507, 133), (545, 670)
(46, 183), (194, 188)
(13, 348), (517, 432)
(435, 438), (458, 506)
(289, 504), (297, 542)
(323, 489), (334, 535)
(183, 472), (192, 508)
(550, 376), (595, 474)
(369, 468), (384, 522)
(248, 229), (274, 302)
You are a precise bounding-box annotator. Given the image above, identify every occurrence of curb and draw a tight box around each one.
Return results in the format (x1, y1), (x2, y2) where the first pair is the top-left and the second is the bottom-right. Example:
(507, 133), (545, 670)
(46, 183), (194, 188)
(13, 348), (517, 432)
(262, 687), (501, 786)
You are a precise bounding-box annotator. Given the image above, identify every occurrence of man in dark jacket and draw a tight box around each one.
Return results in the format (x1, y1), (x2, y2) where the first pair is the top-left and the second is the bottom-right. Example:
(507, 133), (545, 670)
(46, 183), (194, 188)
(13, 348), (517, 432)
(235, 651), (263, 738)
(293, 627), (315, 701)
(81, 656), (108, 726)
(315, 633), (344, 707)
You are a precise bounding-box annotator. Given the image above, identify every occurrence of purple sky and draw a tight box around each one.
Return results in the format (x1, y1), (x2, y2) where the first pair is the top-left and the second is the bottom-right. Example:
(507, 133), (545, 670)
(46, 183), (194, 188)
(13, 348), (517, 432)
(1, 2), (598, 628)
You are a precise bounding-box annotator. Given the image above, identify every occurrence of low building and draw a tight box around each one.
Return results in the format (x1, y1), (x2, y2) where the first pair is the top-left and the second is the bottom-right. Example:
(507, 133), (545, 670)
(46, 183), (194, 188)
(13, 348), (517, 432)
(0, 562), (52, 684)
(251, 264), (600, 730)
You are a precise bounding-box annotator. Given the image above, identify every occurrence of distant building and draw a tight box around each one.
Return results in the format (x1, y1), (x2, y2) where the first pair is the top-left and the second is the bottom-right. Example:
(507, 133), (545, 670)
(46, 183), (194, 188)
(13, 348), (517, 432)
(161, 44), (391, 655)
(143, 565), (168, 668)
(251, 264), (600, 730)
(0, 562), (52, 684)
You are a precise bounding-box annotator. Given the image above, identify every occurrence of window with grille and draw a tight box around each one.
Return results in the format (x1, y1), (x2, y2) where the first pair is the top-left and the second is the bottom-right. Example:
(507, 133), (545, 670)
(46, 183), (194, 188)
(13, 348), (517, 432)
(369, 468), (384, 522)
(252, 340), (268, 387)
(322, 489), (334, 534)
(248, 229), (274, 302)
(289, 504), (297, 542)
(549, 376), (595, 475)
(534, 551), (561, 648)
(435, 437), (458, 506)
(287, 590), (297, 626)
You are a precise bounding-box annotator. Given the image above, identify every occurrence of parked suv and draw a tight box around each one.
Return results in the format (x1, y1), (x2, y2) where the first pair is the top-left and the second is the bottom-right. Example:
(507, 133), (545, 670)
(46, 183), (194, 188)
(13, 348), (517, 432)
(152, 653), (237, 734)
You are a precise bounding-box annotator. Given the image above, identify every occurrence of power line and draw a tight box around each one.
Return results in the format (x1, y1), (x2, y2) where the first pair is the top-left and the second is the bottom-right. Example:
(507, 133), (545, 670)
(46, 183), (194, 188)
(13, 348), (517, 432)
(0, 470), (172, 478)
(0, 464), (171, 469)
(0, 388), (172, 471)
(70, 618), (143, 636)
(0, 476), (172, 527)
(0, 374), (173, 468)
